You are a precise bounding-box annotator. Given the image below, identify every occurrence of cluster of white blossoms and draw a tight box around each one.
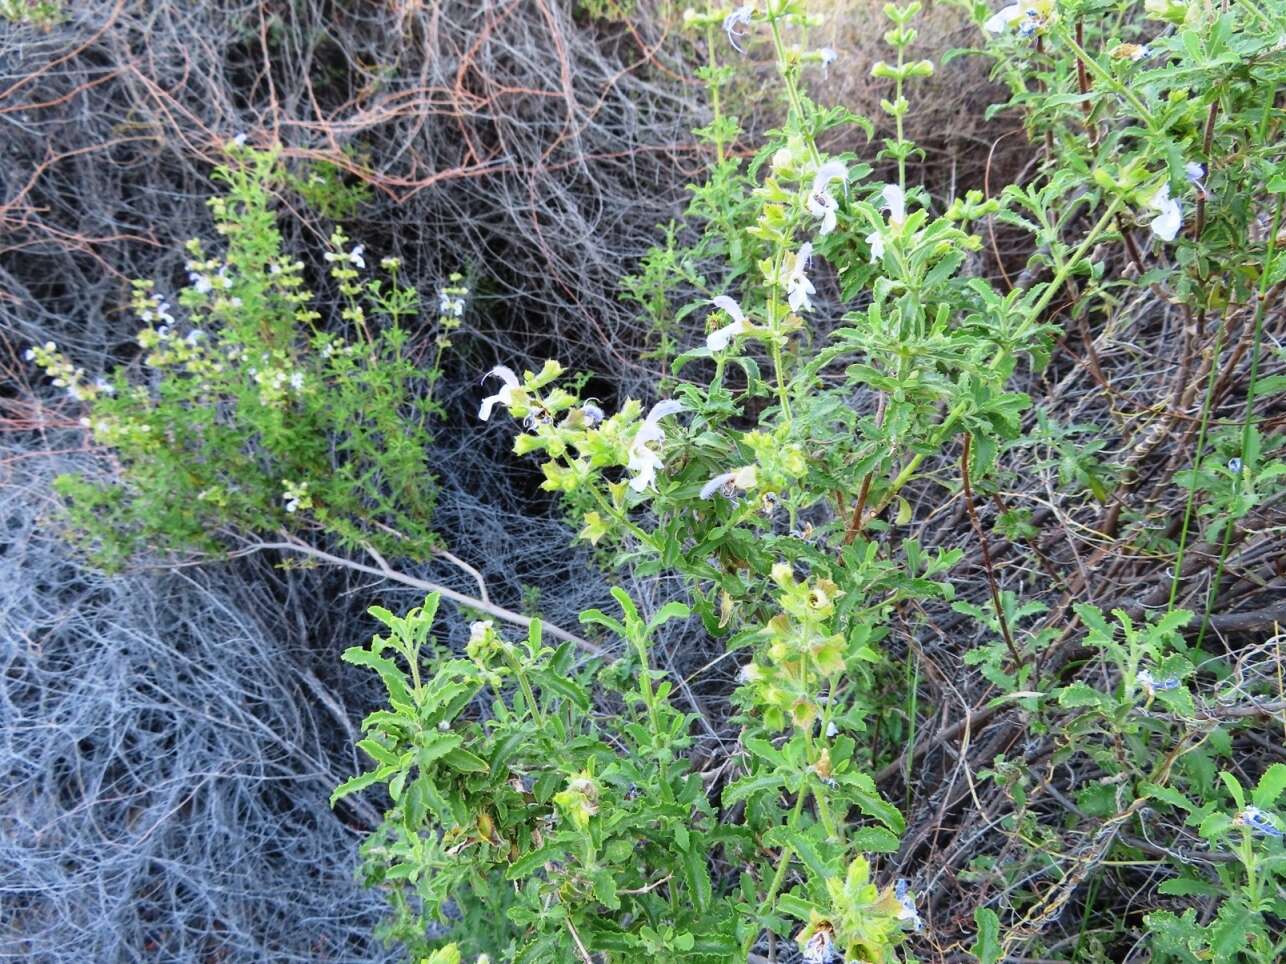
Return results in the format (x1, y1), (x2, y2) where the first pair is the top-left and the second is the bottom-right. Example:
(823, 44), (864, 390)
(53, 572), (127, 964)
(438, 286), (466, 319)
(705, 158), (848, 352)
(23, 341), (114, 402)
(479, 365), (685, 493)
(187, 260), (234, 296)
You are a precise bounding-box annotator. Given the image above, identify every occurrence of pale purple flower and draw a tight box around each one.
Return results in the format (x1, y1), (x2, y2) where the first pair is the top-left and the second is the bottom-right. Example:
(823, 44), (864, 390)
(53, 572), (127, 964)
(801, 928), (841, 963)
(895, 879), (923, 931)
(581, 402), (605, 427)
(1186, 162), (1207, 195)
(1136, 668), (1180, 696)
(1237, 806), (1283, 838)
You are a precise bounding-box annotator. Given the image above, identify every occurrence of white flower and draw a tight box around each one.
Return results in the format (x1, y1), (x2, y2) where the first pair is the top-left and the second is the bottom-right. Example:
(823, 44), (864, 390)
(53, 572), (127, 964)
(1147, 182), (1183, 242)
(23, 347), (35, 361)
(1228, 457), (1243, 474)
(806, 160), (847, 237)
(825, 721), (839, 737)
(808, 190), (840, 237)
(94, 376), (115, 396)
(866, 230), (885, 263)
(438, 290), (465, 317)
(289, 372), (305, 391)
(986, 2), (1047, 35)
(700, 464), (756, 500)
(478, 365), (520, 421)
(626, 399), (684, 492)
(231, 132), (247, 147)
(819, 47), (838, 75)
(723, 4), (754, 53)
(985, 3), (1023, 32)
(186, 329), (205, 345)
(707, 295), (749, 352)
(190, 272), (213, 294)
(699, 471), (738, 500)
(738, 663), (763, 684)
(469, 620), (493, 644)
(786, 243), (816, 313)
(882, 183), (907, 226)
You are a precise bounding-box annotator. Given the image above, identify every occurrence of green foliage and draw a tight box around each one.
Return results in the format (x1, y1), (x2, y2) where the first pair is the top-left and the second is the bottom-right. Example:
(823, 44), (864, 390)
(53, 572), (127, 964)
(0, 0), (62, 28)
(29, 144), (448, 568)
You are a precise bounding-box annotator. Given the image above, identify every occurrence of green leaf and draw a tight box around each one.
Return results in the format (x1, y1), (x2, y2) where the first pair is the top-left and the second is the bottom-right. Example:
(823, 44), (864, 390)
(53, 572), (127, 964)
(647, 601), (691, 634)
(971, 907), (1001, 964)
(440, 746), (489, 773)
(1209, 901), (1255, 960)
(506, 844), (567, 880)
(850, 827), (901, 853)
(1057, 682), (1110, 709)
(1252, 762), (1286, 808)
(742, 737), (788, 768)
(357, 737), (400, 767)
(681, 844), (713, 912)
(1158, 878), (1220, 898)
(764, 827), (832, 881)
(774, 892), (821, 922)
(1142, 783), (1194, 813)
(341, 647), (412, 708)
(330, 764), (396, 806)
(1218, 771), (1245, 808)
(722, 772), (785, 807)
(592, 869), (621, 910)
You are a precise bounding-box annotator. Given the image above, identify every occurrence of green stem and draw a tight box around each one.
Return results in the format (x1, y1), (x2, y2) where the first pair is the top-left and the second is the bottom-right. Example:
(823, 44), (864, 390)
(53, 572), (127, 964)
(741, 789), (808, 957)
(1057, 24), (1158, 133)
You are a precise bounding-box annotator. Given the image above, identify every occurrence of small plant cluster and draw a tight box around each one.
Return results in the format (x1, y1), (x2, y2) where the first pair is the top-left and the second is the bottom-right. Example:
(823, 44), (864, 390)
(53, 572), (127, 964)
(26, 143), (457, 570)
(0, 0), (63, 29)
(341, 0), (1285, 960)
